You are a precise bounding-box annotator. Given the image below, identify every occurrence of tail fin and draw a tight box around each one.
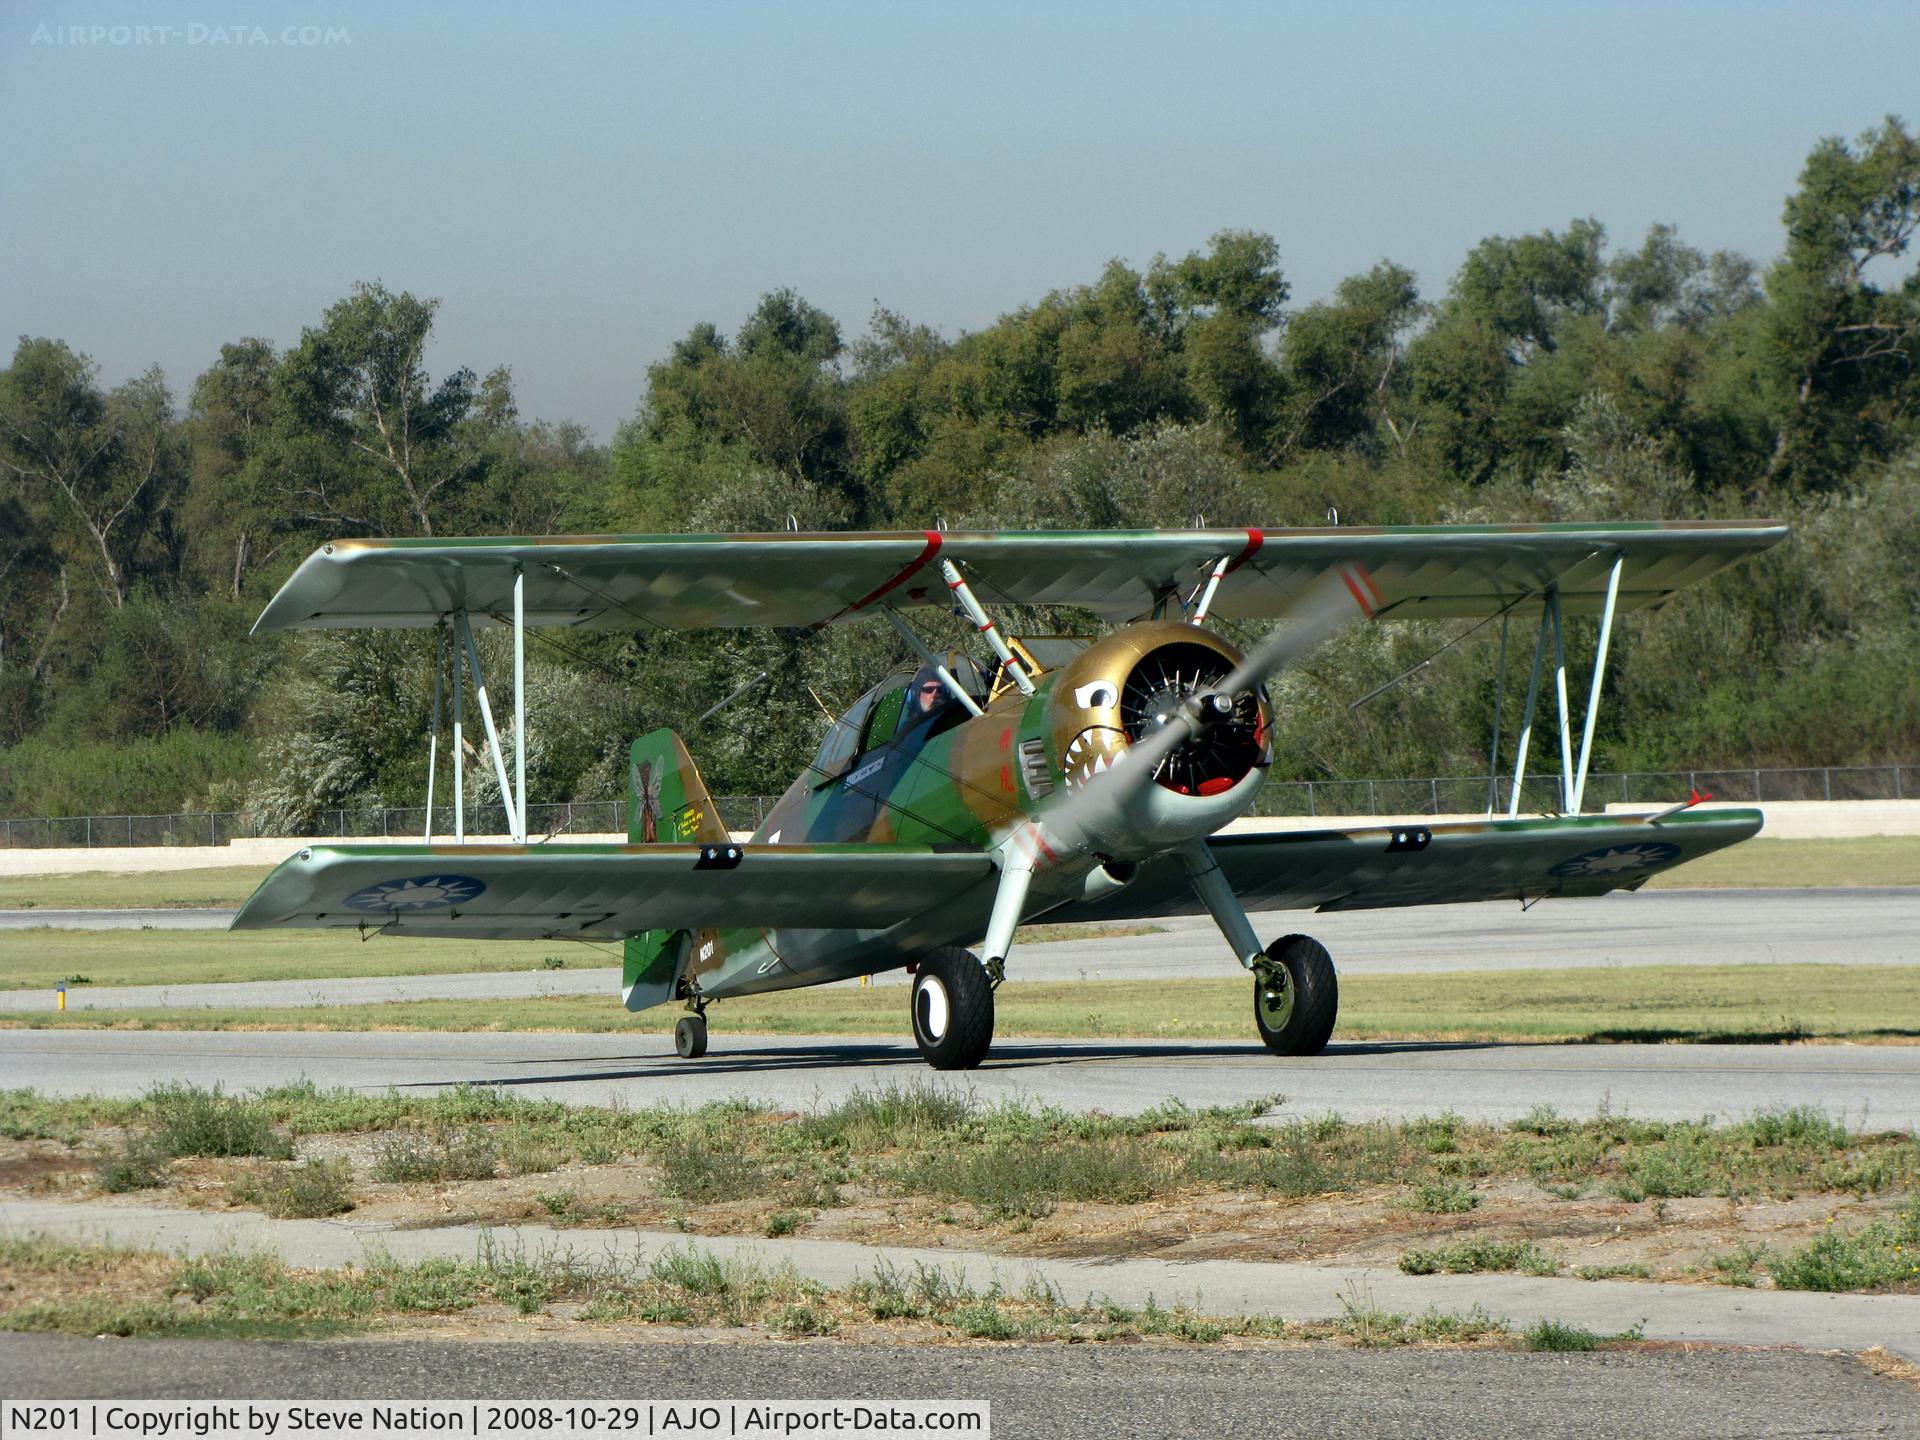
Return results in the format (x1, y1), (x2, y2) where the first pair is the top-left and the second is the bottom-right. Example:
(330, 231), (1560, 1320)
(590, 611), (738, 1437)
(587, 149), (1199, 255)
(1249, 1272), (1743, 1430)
(627, 728), (730, 845)
(622, 728), (725, 1012)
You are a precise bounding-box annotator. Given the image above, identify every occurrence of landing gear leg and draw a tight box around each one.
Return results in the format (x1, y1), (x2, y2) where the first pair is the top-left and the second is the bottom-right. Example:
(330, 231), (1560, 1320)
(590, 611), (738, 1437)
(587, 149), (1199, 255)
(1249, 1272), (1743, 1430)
(979, 844), (1037, 992)
(1179, 843), (1340, 1054)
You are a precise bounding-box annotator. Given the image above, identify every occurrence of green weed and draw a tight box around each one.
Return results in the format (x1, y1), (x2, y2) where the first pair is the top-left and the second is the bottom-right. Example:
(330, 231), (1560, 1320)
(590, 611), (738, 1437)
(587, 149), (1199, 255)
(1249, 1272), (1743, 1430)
(1406, 1179), (1478, 1214)
(94, 1136), (169, 1193)
(1767, 1203), (1920, 1292)
(1400, 1239), (1559, 1277)
(1524, 1318), (1598, 1352)
(229, 1159), (354, 1218)
(146, 1084), (292, 1160)
(372, 1127), (498, 1183)
(1573, 1263), (1651, 1281)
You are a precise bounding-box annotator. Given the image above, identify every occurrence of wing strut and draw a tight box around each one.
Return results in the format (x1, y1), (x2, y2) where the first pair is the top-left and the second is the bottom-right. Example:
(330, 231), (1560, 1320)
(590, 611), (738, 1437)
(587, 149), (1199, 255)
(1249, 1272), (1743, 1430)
(514, 566), (527, 844)
(942, 559), (1035, 696)
(425, 625), (446, 842)
(1190, 553), (1233, 624)
(452, 617), (466, 841)
(1483, 612), (1509, 818)
(448, 605), (530, 843)
(1499, 552), (1625, 816)
(1570, 553), (1624, 814)
(885, 611), (984, 717)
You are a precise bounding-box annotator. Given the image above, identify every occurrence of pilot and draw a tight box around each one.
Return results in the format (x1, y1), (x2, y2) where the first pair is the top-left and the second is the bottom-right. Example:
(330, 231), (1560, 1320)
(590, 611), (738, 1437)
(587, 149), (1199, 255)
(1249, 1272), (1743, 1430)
(907, 666), (949, 720)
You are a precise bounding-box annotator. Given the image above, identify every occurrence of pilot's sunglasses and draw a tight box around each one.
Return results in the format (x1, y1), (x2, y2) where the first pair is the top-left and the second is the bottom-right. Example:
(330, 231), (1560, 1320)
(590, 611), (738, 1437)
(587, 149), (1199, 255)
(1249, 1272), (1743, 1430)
(918, 683), (943, 694)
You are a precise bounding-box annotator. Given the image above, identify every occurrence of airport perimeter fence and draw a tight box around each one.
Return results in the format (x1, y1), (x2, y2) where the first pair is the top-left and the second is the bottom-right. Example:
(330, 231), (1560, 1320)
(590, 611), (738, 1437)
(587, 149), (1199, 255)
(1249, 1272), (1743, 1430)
(3, 764), (1915, 849)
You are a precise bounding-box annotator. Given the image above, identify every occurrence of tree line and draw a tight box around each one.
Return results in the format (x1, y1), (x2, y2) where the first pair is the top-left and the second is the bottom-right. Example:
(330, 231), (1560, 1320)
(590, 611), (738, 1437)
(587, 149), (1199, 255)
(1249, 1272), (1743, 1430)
(2, 119), (1916, 825)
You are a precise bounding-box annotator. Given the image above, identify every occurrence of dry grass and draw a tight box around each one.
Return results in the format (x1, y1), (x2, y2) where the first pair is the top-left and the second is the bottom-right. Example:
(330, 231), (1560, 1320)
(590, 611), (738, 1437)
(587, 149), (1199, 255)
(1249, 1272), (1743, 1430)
(0, 1232), (1523, 1349)
(5, 1083), (1915, 1293)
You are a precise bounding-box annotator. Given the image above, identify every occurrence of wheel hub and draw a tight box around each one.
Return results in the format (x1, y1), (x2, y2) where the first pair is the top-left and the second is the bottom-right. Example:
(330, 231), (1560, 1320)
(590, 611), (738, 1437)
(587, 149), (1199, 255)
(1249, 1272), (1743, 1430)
(918, 976), (950, 1040)
(1256, 965), (1294, 1029)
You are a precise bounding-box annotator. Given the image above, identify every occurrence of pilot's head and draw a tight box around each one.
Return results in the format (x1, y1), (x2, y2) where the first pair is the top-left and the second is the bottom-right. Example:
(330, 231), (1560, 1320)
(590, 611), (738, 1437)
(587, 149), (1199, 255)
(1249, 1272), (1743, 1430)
(910, 666), (946, 715)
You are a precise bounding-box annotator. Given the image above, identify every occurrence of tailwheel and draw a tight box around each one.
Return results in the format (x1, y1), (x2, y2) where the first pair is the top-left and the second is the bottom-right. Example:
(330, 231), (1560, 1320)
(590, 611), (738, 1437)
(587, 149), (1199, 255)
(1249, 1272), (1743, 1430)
(1254, 934), (1338, 1056)
(674, 1014), (708, 1059)
(910, 946), (995, 1070)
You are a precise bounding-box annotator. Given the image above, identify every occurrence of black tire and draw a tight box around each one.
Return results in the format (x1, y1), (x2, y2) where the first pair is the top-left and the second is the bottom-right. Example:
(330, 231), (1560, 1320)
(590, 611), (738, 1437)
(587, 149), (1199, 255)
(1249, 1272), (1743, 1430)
(910, 946), (995, 1070)
(674, 1014), (708, 1059)
(1254, 934), (1337, 1055)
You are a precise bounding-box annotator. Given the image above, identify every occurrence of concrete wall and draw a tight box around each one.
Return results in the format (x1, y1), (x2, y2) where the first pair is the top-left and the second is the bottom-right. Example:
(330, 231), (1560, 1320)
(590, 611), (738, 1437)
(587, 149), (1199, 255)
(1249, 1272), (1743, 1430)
(1601, 799), (1920, 841)
(0, 833), (625, 877)
(7, 799), (1919, 878)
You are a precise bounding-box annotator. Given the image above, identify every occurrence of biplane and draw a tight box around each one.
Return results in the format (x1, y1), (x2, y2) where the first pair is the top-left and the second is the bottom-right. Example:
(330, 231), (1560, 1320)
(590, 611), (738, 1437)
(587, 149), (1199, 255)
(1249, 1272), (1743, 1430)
(233, 521), (1786, 1067)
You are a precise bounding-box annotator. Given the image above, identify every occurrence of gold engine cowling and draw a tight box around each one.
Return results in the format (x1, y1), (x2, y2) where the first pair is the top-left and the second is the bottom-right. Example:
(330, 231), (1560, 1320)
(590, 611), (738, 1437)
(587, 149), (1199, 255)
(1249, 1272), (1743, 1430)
(1044, 620), (1273, 859)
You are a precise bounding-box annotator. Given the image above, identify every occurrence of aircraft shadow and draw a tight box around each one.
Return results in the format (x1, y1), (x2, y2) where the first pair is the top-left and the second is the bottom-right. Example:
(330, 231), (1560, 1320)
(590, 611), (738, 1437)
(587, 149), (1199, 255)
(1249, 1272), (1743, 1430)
(410, 1035), (1510, 1090)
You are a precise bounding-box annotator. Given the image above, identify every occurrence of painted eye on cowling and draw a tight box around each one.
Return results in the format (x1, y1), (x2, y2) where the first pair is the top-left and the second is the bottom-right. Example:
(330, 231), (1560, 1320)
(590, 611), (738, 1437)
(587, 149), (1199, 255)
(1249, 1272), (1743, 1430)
(1073, 681), (1119, 708)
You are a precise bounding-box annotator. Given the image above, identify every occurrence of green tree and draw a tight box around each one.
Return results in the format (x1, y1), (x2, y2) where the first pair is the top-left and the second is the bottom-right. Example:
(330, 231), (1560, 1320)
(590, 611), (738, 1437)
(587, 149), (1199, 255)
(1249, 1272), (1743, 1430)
(181, 338), (296, 598)
(0, 339), (181, 608)
(1272, 261), (1421, 459)
(276, 283), (490, 535)
(1756, 116), (1920, 490)
(619, 290), (857, 527)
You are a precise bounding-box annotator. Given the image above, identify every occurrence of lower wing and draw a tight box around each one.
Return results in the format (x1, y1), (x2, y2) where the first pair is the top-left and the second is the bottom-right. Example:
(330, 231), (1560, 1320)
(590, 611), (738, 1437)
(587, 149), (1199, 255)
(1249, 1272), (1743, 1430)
(230, 841), (992, 941)
(1042, 809), (1762, 921)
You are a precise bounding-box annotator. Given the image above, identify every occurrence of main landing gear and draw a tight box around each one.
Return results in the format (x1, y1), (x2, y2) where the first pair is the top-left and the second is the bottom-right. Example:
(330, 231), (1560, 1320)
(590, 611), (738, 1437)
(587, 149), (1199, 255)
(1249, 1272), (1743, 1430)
(910, 946), (995, 1070)
(1252, 934), (1338, 1055)
(674, 1011), (708, 1059)
(1180, 843), (1339, 1055)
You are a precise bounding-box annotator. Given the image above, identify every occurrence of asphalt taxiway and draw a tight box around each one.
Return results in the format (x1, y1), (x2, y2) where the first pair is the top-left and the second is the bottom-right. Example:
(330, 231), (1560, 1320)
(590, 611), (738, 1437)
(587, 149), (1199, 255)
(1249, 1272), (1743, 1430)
(8, 1334), (1915, 1438)
(4, 1028), (1915, 1126)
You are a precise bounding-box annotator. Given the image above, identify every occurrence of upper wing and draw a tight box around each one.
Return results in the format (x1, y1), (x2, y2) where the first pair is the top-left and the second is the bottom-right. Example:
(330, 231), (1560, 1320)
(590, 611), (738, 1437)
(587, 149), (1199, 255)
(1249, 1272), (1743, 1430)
(1037, 809), (1763, 923)
(252, 522), (1787, 634)
(230, 841), (992, 941)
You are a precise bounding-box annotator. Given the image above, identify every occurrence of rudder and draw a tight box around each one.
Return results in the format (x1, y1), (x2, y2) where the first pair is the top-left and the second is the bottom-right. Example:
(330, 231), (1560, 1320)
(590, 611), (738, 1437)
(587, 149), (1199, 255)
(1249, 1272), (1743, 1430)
(627, 728), (731, 845)
(622, 728), (728, 1011)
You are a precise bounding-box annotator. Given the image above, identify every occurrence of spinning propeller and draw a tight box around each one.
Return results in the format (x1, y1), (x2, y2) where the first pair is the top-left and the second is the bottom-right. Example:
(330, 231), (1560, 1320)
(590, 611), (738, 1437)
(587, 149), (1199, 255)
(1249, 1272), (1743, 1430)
(1039, 564), (1382, 856)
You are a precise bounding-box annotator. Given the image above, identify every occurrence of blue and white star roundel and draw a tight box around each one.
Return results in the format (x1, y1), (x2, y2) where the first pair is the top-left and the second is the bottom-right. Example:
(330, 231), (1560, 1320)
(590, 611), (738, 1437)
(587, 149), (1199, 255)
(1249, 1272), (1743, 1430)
(1547, 842), (1682, 879)
(343, 874), (487, 913)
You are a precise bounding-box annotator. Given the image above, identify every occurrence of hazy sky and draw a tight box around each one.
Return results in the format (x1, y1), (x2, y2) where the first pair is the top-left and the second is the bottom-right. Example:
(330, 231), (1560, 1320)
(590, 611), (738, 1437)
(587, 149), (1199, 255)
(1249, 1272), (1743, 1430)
(3, 0), (1916, 438)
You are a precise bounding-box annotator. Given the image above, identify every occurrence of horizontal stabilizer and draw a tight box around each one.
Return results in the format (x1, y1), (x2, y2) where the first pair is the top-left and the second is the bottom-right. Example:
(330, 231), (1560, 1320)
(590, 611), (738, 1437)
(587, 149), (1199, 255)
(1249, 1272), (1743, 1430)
(230, 841), (992, 941)
(1041, 809), (1764, 923)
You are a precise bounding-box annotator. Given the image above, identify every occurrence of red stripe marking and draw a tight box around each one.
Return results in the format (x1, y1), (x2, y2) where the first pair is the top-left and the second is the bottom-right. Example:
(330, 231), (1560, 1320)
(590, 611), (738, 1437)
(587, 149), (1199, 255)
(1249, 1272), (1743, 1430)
(1339, 568), (1375, 617)
(1221, 527), (1266, 574)
(815, 531), (944, 629)
(1352, 564), (1384, 609)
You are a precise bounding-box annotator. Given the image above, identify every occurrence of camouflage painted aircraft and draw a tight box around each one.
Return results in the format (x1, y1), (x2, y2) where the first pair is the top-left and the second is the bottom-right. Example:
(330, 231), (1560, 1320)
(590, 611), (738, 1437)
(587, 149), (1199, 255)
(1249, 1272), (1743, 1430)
(233, 522), (1786, 1067)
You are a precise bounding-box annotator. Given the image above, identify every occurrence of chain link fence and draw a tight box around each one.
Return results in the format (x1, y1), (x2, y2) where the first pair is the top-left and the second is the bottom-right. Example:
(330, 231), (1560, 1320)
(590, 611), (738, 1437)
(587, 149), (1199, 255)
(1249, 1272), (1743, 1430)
(2, 765), (1913, 848)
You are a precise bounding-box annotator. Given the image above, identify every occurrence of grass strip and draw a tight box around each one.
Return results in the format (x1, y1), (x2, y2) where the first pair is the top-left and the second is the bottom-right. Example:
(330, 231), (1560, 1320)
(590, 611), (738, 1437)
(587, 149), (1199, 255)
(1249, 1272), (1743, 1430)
(0, 866), (274, 911)
(0, 1232), (1536, 1348)
(0, 922), (1155, 992)
(1643, 836), (1919, 890)
(7, 1083), (1916, 1256)
(6, 965), (1915, 1044)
